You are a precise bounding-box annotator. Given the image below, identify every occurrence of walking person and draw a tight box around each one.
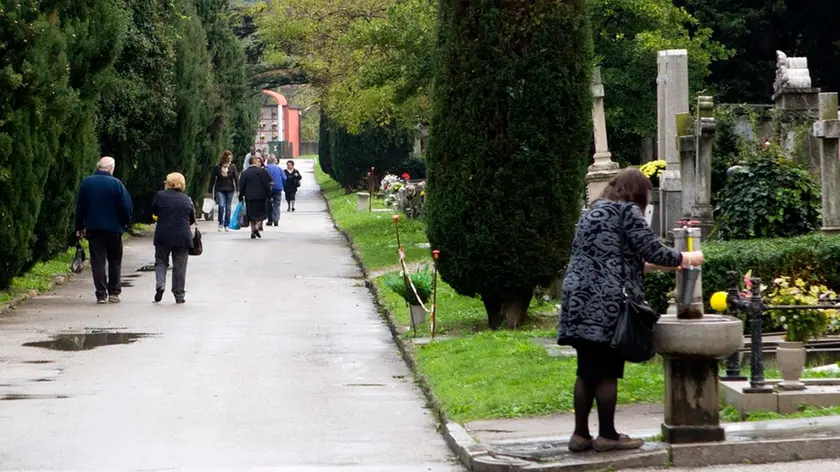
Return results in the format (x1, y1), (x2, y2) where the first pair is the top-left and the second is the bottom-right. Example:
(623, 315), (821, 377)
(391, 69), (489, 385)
(283, 160), (302, 212)
(265, 156), (287, 226)
(239, 155), (273, 239)
(75, 156), (133, 304)
(208, 150), (239, 232)
(152, 173), (196, 304)
(557, 168), (704, 453)
(243, 146), (256, 171)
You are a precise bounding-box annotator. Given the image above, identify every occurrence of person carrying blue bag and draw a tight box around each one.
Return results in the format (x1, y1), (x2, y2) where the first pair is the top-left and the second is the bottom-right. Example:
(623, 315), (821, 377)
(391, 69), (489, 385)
(229, 201), (244, 230)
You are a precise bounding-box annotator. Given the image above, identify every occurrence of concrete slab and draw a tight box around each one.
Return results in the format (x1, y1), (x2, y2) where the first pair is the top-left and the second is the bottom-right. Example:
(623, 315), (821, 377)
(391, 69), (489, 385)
(721, 379), (840, 414)
(0, 160), (462, 471)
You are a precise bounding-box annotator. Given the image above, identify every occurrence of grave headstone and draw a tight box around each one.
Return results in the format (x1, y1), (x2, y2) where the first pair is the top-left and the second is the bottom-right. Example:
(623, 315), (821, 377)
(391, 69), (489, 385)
(693, 96), (716, 236)
(813, 92), (840, 236)
(773, 50), (822, 178)
(585, 67), (619, 204)
(657, 50), (690, 236)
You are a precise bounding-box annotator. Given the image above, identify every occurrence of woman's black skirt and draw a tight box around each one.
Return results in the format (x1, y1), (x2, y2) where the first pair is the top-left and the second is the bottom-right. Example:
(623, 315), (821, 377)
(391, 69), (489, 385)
(573, 340), (625, 380)
(246, 199), (268, 222)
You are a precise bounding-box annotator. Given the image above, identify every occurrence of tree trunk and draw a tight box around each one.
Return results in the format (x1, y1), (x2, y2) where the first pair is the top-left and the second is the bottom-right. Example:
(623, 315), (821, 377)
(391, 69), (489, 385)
(483, 287), (533, 330)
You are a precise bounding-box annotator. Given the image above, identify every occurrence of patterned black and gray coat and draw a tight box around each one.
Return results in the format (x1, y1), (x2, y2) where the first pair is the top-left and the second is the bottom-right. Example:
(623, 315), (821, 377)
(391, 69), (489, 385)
(557, 199), (682, 346)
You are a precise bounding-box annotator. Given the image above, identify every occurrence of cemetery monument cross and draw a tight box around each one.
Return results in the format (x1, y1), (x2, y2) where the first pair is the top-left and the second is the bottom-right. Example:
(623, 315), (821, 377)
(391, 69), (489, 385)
(585, 66), (619, 203)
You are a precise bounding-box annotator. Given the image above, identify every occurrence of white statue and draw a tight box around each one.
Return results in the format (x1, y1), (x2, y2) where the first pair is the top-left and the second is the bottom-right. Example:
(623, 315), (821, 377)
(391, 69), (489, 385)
(774, 50), (812, 94)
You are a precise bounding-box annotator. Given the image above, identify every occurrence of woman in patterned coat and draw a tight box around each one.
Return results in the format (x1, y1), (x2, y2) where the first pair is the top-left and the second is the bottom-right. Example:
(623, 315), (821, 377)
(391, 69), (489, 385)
(557, 168), (704, 453)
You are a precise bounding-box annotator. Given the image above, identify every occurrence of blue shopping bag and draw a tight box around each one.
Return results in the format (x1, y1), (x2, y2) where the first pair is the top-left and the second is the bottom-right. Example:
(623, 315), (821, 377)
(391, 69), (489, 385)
(228, 202), (244, 230)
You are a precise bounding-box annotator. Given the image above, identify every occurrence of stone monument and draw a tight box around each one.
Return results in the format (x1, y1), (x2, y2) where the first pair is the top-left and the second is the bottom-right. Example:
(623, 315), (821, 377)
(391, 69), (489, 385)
(585, 67), (619, 203)
(693, 96), (716, 235)
(813, 92), (840, 236)
(657, 50), (690, 236)
(773, 50), (822, 177)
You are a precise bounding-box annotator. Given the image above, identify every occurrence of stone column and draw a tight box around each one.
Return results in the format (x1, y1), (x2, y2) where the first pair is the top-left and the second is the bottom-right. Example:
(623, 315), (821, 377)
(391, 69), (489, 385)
(662, 357), (725, 444)
(657, 50), (690, 235)
(675, 112), (696, 220)
(693, 96), (716, 236)
(813, 93), (840, 236)
(585, 67), (619, 203)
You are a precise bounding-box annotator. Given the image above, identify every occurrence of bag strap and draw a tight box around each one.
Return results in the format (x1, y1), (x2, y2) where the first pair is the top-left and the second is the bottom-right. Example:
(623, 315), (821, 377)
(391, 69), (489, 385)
(618, 203), (632, 294)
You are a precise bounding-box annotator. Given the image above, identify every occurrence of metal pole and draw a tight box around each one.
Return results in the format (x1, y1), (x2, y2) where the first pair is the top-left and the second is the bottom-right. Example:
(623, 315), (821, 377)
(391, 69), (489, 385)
(722, 271), (747, 381)
(744, 277), (772, 393)
(431, 250), (440, 339)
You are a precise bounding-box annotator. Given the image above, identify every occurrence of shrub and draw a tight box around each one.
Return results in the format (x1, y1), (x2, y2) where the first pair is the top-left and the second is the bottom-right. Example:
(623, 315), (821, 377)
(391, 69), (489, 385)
(390, 155), (427, 180)
(383, 268), (433, 305)
(714, 143), (821, 240)
(766, 277), (836, 342)
(318, 114), (334, 177)
(426, 0), (593, 329)
(330, 120), (413, 191)
(644, 234), (840, 331)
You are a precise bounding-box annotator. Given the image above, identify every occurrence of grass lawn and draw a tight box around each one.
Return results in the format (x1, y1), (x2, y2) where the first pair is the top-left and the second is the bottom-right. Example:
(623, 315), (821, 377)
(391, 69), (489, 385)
(315, 164), (840, 425)
(315, 164), (428, 270)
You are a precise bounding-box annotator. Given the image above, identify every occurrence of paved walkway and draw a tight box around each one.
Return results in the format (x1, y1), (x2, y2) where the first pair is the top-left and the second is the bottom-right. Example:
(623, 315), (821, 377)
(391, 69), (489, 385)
(0, 160), (461, 471)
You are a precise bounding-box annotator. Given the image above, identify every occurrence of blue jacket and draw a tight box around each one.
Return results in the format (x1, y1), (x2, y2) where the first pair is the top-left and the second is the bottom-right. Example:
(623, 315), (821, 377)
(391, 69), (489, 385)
(75, 171), (133, 234)
(266, 164), (287, 192)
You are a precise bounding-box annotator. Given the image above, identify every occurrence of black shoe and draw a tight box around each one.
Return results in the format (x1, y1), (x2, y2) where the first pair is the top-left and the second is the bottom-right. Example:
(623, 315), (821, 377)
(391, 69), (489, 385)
(256, 230), (262, 239)
(251, 232), (257, 239)
(175, 299), (186, 305)
(154, 288), (164, 303)
(292, 208), (296, 212)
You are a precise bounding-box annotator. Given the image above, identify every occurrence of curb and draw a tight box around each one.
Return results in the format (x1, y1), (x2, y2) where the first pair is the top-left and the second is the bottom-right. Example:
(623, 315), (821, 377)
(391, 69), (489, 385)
(319, 187), (492, 470)
(0, 263), (90, 317)
(0, 228), (152, 317)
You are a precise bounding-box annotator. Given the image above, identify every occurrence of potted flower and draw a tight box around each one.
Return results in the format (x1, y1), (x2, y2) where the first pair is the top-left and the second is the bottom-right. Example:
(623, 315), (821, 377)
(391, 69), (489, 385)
(767, 277), (837, 390)
(383, 267), (433, 327)
(639, 159), (666, 188)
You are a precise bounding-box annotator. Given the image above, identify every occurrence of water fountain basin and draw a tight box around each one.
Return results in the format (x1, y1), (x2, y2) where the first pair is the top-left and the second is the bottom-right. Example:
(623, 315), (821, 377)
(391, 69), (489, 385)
(654, 314), (744, 358)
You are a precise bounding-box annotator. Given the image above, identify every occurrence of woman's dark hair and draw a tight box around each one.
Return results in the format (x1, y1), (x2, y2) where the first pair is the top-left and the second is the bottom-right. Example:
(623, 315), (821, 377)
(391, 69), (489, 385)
(601, 168), (652, 212)
(220, 150), (233, 165)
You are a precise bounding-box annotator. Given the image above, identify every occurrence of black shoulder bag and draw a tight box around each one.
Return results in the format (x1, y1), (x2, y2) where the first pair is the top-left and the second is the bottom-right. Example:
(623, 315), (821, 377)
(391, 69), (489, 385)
(610, 204), (660, 363)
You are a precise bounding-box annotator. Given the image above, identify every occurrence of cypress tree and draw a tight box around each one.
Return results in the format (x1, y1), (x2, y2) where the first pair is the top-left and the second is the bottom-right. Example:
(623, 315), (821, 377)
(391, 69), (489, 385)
(318, 114), (334, 177)
(0, 3), (74, 287)
(330, 121), (413, 191)
(425, 0), (593, 329)
(30, 1), (127, 265)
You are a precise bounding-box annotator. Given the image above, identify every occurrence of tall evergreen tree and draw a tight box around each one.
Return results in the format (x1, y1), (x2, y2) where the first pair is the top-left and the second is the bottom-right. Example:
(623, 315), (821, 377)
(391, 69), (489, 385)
(426, 0), (593, 329)
(0, 2), (75, 287)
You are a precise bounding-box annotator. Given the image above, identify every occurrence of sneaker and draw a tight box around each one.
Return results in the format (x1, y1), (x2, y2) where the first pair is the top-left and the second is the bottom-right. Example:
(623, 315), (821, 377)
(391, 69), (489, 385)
(154, 288), (164, 303)
(96, 298), (107, 305)
(108, 295), (121, 304)
(218, 225), (223, 232)
(593, 434), (644, 452)
(224, 227), (229, 232)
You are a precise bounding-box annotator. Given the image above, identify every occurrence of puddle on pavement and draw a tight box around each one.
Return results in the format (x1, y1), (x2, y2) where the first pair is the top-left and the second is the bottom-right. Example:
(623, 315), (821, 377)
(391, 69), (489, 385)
(23, 332), (155, 352)
(0, 394), (70, 401)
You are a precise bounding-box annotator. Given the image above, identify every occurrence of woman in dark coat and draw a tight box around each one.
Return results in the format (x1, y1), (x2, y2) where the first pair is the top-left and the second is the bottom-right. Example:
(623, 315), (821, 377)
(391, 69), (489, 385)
(207, 150), (239, 232)
(283, 160), (302, 212)
(152, 172), (196, 304)
(238, 155), (273, 239)
(557, 168), (704, 453)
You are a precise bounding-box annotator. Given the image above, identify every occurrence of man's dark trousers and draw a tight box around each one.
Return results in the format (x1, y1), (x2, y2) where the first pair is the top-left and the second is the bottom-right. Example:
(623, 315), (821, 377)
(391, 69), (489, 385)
(87, 230), (123, 300)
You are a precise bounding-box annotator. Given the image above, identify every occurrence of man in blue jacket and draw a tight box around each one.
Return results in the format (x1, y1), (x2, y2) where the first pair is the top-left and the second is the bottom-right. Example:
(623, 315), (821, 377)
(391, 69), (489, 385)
(265, 156), (287, 226)
(75, 157), (133, 304)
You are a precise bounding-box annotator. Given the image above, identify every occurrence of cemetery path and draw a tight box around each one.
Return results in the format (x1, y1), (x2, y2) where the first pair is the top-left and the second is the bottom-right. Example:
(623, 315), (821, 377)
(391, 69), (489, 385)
(0, 159), (462, 471)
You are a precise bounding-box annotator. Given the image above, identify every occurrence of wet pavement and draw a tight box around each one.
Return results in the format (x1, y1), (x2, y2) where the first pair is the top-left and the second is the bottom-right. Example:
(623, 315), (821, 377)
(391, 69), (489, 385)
(0, 159), (462, 471)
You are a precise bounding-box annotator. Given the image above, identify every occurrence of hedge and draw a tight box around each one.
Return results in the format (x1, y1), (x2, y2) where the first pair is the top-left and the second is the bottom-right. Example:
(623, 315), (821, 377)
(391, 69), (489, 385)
(645, 234), (840, 319)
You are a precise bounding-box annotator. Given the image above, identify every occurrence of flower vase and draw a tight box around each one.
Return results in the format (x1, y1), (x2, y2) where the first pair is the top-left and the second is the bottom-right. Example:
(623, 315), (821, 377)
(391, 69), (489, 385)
(409, 304), (427, 327)
(776, 341), (807, 391)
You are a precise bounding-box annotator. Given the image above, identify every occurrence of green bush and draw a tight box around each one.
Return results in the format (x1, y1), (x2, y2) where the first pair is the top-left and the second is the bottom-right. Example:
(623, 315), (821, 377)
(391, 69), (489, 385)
(318, 114), (334, 177)
(426, 0), (592, 329)
(390, 154), (427, 180)
(714, 144), (821, 240)
(330, 120), (413, 190)
(645, 234), (840, 330)
(382, 267), (434, 305)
